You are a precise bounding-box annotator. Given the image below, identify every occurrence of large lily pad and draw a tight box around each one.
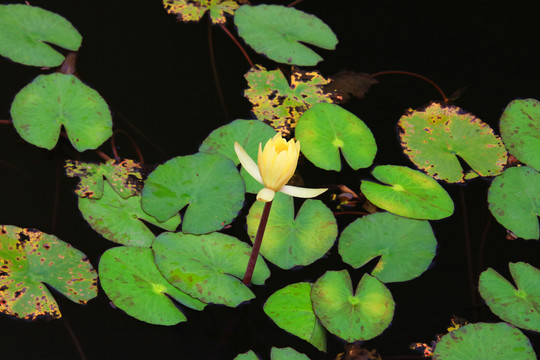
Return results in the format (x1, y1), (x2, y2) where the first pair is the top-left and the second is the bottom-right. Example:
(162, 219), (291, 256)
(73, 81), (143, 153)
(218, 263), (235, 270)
(141, 152), (244, 234)
(339, 212), (437, 283)
(0, 225), (97, 320)
(488, 166), (540, 240)
(264, 282), (326, 351)
(99, 246), (205, 326)
(0, 4), (81, 67)
(398, 102), (507, 182)
(500, 99), (540, 172)
(10, 73), (112, 151)
(246, 192), (337, 269)
(432, 322), (536, 360)
(296, 103), (377, 171)
(153, 232), (270, 307)
(78, 181), (181, 247)
(361, 165), (454, 220)
(234, 5), (337, 66)
(479, 262), (540, 332)
(311, 270), (395, 342)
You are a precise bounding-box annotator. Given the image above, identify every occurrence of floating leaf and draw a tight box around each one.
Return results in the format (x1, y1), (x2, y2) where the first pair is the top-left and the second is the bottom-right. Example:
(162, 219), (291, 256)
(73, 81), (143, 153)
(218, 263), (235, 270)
(311, 270), (394, 342)
(163, 0), (238, 24)
(0, 225), (97, 320)
(323, 71), (378, 103)
(234, 351), (259, 360)
(271, 347), (310, 360)
(479, 262), (540, 332)
(488, 166), (540, 240)
(0, 4), (81, 67)
(296, 102), (377, 171)
(10, 73), (112, 151)
(361, 165), (454, 220)
(432, 322), (536, 360)
(65, 159), (144, 199)
(500, 99), (540, 172)
(153, 232), (270, 307)
(141, 152), (244, 234)
(398, 102), (507, 183)
(339, 212), (437, 283)
(78, 181), (181, 247)
(247, 192), (337, 269)
(235, 4), (338, 66)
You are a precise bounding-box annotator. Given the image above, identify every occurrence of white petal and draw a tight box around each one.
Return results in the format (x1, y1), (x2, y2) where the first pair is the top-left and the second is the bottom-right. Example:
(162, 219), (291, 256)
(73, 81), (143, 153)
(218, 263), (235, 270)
(280, 185), (328, 199)
(257, 188), (275, 202)
(234, 142), (263, 184)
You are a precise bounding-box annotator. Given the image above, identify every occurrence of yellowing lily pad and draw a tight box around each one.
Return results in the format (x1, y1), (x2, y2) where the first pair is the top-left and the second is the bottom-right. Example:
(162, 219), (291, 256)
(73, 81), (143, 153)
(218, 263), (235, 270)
(296, 103), (377, 171)
(398, 102), (507, 183)
(163, 0), (238, 24)
(361, 165), (454, 220)
(153, 232), (270, 307)
(0, 4), (81, 67)
(339, 212), (437, 283)
(11, 73), (112, 151)
(311, 270), (394, 342)
(234, 5), (338, 66)
(0, 225), (97, 320)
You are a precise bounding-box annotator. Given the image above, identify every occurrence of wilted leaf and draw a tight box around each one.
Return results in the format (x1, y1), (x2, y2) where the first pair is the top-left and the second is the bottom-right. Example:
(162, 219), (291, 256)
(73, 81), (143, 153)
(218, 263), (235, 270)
(163, 0), (239, 24)
(323, 71), (378, 103)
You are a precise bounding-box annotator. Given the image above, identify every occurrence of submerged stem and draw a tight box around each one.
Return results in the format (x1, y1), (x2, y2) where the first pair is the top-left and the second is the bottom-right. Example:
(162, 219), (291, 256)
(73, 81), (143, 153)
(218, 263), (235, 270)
(243, 200), (273, 285)
(370, 70), (449, 103)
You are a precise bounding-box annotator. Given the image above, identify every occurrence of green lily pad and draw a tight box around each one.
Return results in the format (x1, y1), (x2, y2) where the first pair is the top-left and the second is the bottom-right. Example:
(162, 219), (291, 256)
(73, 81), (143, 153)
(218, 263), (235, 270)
(432, 322), (536, 360)
(398, 102), (507, 183)
(234, 5), (338, 66)
(361, 165), (454, 220)
(246, 192), (337, 269)
(264, 282), (326, 351)
(141, 152), (244, 234)
(0, 4), (81, 67)
(500, 99), (540, 172)
(0, 225), (97, 320)
(99, 246), (205, 326)
(296, 103), (377, 171)
(199, 119), (276, 194)
(339, 212), (437, 283)
(271, 347), (310, 360)
(479, 262), (540, 332)
(78, 181), (181, 247)
(488, 166), (540, 240)
(10, 73), (112, 151)
(234, 350), (259, 360)
(311, 270), (395, 342)
(153, 232), (270, 307)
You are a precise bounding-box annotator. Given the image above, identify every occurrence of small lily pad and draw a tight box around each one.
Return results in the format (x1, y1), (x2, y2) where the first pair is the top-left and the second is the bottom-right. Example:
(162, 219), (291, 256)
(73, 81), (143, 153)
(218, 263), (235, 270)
(234, 5), (338, 66)
(234, 351), (259, 360)
(271, 347), (310, 360)
(164, 0), (239, 24)
(311, 270), (395, 342)
(479, 262), (540, 332)
(246, 192), (337, 269)
(296, 103), (377, 171)
(264, 282), (326, 351)
(339, 212), (437, 283)
(153, 232), (270, 307)
(10, 73), (112, 151)
(361, 165), (454, 220)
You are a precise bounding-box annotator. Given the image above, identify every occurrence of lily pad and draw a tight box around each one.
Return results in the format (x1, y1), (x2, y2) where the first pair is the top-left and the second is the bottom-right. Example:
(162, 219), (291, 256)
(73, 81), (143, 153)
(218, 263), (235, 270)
(141, 152), (244, 234)
(0, 225), (97, 320)
(339, 212), (437, 283)
(311, 270), (395, 342)
(246, 192), (337, 269)
(78, 181), (181, 247)
(0, 4), (81, 67)
(99, 246), (205, 326)
(234, 351), (259, 360)
(10, 73), (112, 151)
(432, 322), (536, 360)
(296, 103), (377, 171)
(360, 165), (454, 220)
(264, 282), (327, 351)
(500, 99), (540, 172)
(479, 262), (540, 332)
(488, 166), (540, 240)
(271, 347), (310, 360)
(234, 4), (338, 66)
(153, 232), (270, 307)
(398, 102), (507, 183)
(164, 0), (239, 24)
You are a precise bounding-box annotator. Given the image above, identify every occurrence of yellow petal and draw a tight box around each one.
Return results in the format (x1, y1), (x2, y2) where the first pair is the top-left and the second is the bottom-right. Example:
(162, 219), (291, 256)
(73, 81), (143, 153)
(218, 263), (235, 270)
(257, 187), (275, 202)
(234, 142), (263, 184)
(280, 185), (327, 199)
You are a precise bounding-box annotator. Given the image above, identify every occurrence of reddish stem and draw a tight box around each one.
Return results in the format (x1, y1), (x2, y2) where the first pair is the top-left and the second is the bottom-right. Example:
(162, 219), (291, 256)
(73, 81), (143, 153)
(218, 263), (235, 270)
(208, 17), (229, 121)
(370, 70), (448, 103)
(243, 200), (273, 285)
(110, 129), (144, 163)
(219, 23), (254, 68)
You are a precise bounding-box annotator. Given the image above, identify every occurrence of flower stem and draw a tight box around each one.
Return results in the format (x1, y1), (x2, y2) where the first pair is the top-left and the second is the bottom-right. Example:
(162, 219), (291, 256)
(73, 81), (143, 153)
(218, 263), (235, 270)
(243, 200), (273, 285)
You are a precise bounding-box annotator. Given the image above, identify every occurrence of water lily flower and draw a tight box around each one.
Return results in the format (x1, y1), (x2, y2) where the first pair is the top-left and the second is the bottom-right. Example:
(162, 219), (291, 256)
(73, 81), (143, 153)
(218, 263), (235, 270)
(234, 133), (327, 202)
